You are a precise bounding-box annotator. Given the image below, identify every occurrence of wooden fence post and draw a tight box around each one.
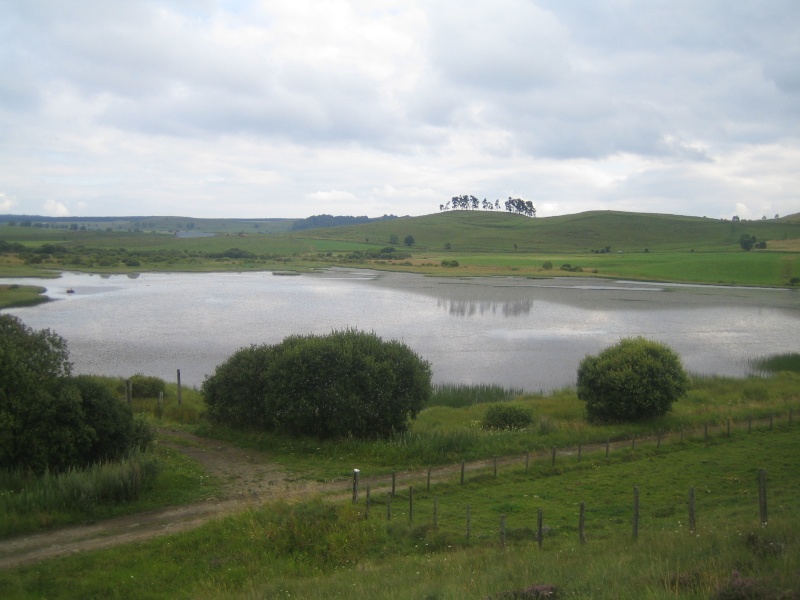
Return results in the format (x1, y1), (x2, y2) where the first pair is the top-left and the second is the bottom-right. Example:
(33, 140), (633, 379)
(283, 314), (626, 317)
(551, 447), (556, 467)
(352, 469), (360, 504)
(391, 471), (396, 498)
(461, 461), (465, 485)
(387, 492), (392, 521)
(493, 457), (498, 478)
(365, 486), (371, 519)
(537, 508), (543, 549)
(579, 501), (586, 545)
(688, 487), (696, 533)
(758, 469), (768, 525)
(633, 486), (640, 540)
(176, 369), (182, 406)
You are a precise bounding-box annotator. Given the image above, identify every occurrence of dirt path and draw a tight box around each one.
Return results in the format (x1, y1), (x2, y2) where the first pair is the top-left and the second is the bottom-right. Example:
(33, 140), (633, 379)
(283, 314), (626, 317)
(0, 429), (341, 570)
(0, 420), (774, 570)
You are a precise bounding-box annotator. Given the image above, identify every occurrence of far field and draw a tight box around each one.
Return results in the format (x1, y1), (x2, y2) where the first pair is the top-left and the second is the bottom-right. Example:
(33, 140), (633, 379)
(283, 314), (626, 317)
(0, 211), (799, 306)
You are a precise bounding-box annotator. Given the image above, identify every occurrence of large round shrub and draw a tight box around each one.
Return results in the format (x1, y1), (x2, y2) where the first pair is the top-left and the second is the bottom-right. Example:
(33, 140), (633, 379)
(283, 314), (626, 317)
(577, 337), (689, 422)
(202, 329), (432, 439)
(0, 314), (151, 473)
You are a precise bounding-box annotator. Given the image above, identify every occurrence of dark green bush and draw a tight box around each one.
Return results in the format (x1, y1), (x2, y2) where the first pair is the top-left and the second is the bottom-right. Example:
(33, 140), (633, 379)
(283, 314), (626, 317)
(202, 329), (432, 439)
(129, 374), (167, 398)
(542, 261), (553, 270)
(0, 315), (151, 473)
(577, 337), (689, 422)
(482, 404), (534, 430)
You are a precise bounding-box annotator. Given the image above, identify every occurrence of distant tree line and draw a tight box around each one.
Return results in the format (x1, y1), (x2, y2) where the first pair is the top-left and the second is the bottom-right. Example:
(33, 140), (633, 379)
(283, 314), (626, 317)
(439, 195), (536, 217)
(290, 214), (398, 231)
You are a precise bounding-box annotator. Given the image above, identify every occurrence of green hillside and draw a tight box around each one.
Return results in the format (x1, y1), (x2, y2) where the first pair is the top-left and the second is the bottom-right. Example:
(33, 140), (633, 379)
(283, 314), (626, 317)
(294, 210), (800, 254)
(1, 210), (799, 287)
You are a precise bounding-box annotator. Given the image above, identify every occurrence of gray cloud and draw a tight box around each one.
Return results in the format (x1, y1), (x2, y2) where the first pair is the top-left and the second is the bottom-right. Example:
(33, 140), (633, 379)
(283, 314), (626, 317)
(0, 0), (798, 219)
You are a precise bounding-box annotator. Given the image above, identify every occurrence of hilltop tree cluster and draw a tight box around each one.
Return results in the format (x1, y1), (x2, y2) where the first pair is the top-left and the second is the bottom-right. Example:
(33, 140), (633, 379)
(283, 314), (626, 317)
(440, 195), (536, 217)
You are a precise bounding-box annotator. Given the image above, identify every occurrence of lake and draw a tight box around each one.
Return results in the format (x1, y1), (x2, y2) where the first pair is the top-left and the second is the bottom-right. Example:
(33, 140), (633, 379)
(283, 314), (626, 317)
(2, 269), (799, 391)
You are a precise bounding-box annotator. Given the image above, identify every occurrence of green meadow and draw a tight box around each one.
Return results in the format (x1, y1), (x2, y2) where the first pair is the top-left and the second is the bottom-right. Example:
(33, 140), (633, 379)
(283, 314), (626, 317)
(1, 210), (798, 287)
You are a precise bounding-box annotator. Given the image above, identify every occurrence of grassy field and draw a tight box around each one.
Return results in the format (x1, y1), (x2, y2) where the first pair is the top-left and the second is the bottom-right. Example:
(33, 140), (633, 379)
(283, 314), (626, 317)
(0, 284), (50, 309)
(1, 210), (798, 286)
(0, 425), (796, 599)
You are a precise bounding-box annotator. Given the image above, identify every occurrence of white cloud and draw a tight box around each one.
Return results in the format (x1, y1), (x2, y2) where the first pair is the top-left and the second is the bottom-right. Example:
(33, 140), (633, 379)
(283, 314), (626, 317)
(43, 200), (70, 216)
(0, 0), (798, 219)
(0, 193), (14, 212)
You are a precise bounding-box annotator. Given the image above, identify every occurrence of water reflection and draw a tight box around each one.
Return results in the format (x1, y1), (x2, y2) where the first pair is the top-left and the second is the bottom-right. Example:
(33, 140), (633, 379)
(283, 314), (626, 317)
(437, 298), (534, 317)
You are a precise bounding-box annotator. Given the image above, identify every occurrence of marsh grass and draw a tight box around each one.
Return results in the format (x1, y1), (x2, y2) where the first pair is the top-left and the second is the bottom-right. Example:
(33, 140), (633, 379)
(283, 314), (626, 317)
(3, 428), (797, 599)
(428, 384), (523, 408)
(749, 352), (800, 374)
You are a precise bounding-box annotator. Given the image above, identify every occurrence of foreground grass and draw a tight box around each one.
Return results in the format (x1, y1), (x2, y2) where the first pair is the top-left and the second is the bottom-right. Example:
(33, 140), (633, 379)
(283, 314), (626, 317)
(1, 427), (796, 599)
(193, 372), (800, 480)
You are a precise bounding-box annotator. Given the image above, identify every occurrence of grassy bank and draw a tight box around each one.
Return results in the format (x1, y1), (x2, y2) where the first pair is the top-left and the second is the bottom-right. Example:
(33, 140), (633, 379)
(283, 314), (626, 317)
(191, 372), (800, 480)
(1, 427), (796, 599)
(0, 284), (50, 309)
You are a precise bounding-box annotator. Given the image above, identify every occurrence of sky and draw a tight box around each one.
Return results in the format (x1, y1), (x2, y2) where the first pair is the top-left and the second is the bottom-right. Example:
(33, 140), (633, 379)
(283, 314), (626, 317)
(1, 1), (799, 220)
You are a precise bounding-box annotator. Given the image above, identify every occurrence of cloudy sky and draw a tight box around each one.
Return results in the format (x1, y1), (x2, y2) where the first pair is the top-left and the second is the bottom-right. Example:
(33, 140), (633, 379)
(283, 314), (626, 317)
(1, 1), (799, 220)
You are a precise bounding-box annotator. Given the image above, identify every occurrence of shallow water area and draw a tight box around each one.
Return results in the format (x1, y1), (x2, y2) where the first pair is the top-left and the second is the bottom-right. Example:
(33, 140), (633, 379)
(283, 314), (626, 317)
(2, 269), (798, 391)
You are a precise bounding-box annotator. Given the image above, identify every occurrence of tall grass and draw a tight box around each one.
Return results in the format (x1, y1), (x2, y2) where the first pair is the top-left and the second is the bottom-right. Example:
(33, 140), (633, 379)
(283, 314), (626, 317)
(749, 352), (800, 374)
(0, 451), (160, 537)
(428, 383), (524, 408)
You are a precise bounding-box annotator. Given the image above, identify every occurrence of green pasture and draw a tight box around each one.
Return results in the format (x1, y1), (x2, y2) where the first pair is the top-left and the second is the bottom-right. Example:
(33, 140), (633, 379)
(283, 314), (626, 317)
(2, 211), (799, 286)
(1, 427), (796, 599)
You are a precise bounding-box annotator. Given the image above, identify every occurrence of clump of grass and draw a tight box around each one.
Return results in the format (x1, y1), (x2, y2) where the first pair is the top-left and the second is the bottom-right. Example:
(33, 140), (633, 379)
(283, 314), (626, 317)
(749, 352), (800, 374)
(0, 450), (160, 537)
(429, 383), (523, 408)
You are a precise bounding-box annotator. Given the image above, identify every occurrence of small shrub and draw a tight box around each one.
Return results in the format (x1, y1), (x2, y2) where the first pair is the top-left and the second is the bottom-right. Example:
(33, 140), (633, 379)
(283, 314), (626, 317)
(577, 337), (689, 422)
(441, 259), (459, 267)
(542, 261), (552, 270)
(482, 404), (534, 430)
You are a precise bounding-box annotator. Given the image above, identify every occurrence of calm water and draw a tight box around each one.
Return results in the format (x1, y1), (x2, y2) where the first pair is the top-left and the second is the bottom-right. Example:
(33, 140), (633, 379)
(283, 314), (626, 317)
(2, 269), (799, 391)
